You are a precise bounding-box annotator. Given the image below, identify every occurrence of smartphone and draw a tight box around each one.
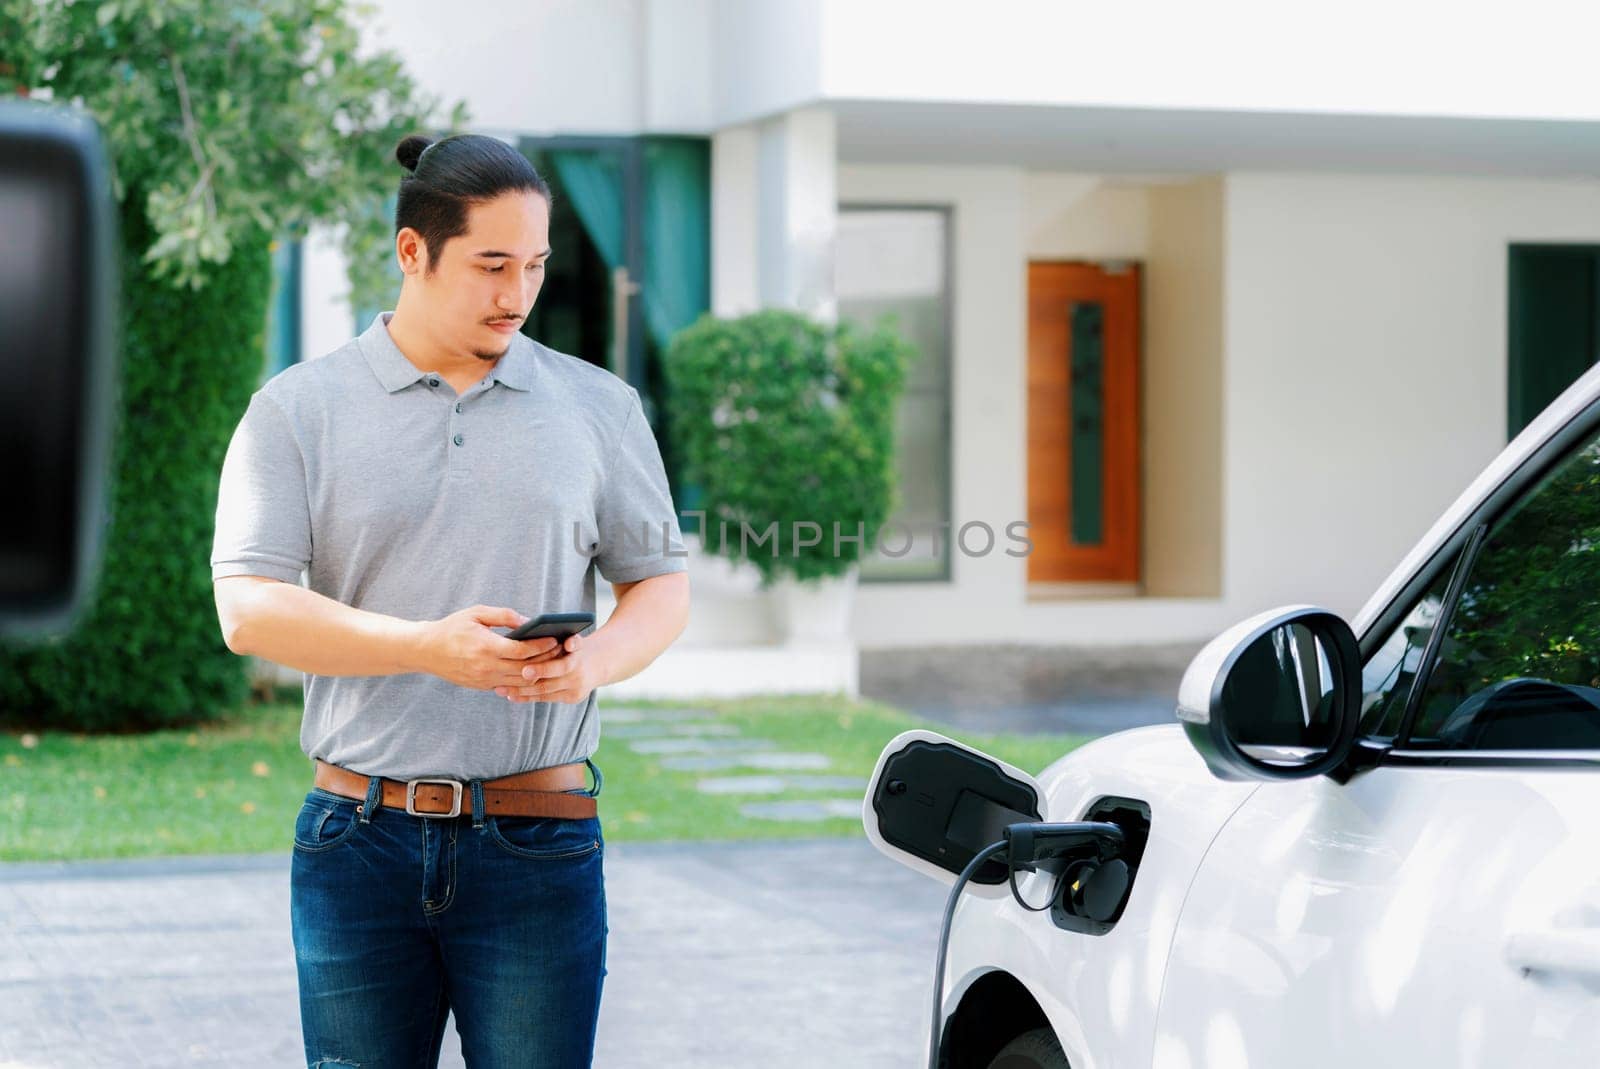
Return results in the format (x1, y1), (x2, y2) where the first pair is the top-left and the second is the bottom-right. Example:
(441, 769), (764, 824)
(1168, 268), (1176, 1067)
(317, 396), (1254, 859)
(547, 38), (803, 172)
(504, 611), (595, 645)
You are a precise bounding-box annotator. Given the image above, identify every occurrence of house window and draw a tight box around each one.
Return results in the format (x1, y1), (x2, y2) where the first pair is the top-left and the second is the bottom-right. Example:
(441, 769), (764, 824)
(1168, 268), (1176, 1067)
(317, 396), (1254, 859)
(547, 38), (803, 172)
(1508, 244), (1600, 439)
(837, 206), (953, 583)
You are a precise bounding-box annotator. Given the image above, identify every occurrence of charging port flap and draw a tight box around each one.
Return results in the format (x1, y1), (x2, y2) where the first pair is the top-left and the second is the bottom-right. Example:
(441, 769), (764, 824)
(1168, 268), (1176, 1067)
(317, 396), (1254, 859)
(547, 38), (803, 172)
(863, 730), (1045, 896)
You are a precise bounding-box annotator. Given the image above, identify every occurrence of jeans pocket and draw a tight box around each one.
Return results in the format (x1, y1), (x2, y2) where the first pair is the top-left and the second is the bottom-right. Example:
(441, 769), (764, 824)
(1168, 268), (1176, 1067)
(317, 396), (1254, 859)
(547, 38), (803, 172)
(292, 793), (362, 853)
(486, 815), (602, 861)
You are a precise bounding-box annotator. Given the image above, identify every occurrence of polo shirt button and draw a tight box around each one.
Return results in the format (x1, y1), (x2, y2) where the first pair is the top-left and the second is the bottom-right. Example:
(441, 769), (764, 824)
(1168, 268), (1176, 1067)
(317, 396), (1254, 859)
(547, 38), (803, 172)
(427, 376), (439, 388)
(455, 402), (462, 413)
(453, 433), (464, 446)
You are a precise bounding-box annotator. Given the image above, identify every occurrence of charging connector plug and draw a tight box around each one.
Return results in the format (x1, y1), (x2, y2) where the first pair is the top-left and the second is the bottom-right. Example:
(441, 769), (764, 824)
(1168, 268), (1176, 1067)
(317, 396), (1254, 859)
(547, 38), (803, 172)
(1002, 820), (1125, 870)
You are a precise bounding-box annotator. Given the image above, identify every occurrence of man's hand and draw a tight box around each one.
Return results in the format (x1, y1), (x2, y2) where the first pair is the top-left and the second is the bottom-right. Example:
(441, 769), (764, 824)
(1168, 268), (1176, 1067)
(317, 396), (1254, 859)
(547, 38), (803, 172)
(496, 632), (608, 705)
(418, 605), (562, 691)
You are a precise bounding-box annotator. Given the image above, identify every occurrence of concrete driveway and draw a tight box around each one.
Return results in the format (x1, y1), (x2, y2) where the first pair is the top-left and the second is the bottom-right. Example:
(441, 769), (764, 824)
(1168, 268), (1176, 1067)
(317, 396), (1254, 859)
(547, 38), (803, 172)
(0, 838), (948, 1068)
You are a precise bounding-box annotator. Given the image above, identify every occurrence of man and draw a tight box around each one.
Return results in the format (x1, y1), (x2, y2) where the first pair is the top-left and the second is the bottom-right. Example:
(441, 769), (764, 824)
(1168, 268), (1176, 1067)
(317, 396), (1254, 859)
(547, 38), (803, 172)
(212, 132), (690, 1069)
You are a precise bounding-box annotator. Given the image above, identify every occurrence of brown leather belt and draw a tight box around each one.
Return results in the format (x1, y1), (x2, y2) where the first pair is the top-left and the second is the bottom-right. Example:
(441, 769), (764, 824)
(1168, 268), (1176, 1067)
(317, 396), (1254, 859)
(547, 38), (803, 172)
(314, 759), (597, 820)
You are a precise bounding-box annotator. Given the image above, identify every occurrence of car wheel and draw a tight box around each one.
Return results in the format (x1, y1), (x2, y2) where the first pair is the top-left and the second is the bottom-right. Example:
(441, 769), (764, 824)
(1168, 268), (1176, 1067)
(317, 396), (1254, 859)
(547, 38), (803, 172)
(986, 1027), (1069, 1069)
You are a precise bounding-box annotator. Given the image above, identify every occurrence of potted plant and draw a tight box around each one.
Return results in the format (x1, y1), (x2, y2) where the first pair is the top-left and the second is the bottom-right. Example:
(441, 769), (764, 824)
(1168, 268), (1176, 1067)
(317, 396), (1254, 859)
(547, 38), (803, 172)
(663, 308), (913, 643)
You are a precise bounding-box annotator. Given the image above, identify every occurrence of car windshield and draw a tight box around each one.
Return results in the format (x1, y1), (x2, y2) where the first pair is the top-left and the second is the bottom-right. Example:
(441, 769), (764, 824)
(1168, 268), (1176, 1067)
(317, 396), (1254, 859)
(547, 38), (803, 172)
(1403, 435), (1600, 750)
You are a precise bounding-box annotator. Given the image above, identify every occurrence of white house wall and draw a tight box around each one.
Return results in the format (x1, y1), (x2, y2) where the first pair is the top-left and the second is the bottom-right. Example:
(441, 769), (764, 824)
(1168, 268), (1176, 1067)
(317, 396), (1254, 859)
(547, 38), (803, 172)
(815, 0), (1600, 123)
(363, 0), (715, 136)
(1023, 175), (1148, 261)
(355, 1), (1600, 142)
(843, 166), (1600, 647)
(840, 164), (1237, 647)
(643, 0), (717, 132)
(1221, 172), (1600, 620)
(710, 0), (824, 128)
(838, 164), (1028, 644)
(711, 125), (762, 316)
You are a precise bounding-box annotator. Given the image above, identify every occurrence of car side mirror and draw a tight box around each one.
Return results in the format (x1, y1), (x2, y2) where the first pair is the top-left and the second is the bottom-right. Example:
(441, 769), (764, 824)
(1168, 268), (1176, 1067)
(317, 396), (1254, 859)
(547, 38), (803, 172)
(0, 101), (118, 638)
(1177, 605), (1362, 781)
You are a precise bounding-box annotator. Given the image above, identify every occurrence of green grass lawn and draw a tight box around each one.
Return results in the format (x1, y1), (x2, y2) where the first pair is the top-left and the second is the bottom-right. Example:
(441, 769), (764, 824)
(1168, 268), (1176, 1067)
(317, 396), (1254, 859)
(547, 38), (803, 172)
(0, 696), (1089, 862)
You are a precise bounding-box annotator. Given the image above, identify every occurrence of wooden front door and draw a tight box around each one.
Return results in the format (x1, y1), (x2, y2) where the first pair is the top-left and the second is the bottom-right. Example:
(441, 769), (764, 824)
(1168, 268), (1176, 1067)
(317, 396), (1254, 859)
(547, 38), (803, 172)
(1027, 261), (1141, 584)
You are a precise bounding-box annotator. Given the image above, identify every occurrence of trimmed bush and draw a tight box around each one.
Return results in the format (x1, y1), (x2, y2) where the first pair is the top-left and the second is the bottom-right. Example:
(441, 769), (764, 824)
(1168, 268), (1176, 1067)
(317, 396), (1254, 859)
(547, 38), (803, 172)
(663, 309), (913, 586)
(0, 190), (270, 730)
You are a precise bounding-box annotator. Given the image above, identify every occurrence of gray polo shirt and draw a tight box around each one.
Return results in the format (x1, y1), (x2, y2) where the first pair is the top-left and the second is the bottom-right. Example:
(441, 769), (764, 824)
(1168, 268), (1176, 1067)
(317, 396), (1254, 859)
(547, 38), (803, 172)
(211, 311), (686, 781)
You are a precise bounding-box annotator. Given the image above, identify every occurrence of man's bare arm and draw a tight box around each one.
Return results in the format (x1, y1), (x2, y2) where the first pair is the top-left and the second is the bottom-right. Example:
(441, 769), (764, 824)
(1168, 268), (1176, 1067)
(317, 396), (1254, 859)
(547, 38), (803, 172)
(589, 571), (690, 687)
(214, 576), (553, 689)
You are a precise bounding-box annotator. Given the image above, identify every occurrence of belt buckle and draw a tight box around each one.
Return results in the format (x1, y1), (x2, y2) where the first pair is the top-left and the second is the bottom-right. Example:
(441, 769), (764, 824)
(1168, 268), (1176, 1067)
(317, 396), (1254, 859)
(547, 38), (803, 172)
(405, 778), (463, 818)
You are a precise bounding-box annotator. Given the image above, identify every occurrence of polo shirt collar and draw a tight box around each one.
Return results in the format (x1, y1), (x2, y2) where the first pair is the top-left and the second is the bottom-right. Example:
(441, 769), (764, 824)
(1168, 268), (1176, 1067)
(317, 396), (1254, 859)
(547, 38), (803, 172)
(487, 342), (535, 392)
(359, 311), (536, 394)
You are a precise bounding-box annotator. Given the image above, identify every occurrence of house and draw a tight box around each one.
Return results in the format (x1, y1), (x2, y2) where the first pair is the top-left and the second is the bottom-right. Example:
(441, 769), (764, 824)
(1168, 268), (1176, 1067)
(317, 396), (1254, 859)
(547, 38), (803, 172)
(271, 1), (1600, 698)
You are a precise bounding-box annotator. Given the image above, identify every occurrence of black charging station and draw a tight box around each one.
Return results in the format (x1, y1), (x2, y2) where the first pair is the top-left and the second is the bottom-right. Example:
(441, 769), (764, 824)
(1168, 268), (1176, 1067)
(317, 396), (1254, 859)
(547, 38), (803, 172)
(871, 738), (1043, 887)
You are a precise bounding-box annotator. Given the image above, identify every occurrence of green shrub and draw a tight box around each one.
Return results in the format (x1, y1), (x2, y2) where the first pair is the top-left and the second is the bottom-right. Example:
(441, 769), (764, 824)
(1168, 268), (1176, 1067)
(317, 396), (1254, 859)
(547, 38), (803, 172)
(0, 191), (269, 730)
(663, 309), (914, 586)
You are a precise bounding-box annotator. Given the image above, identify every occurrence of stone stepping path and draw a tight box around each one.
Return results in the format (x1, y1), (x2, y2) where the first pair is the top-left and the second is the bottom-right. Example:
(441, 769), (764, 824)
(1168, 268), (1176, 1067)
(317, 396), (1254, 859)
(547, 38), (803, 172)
(694, 775), (866, 796)
(739, 799), (864, 822)
(603, 706), (718, 724)
(627, 737), (778, 755)
(604, 722), (741, 740)
(660, 752), (834, 773)
(605, 705), (865, 826)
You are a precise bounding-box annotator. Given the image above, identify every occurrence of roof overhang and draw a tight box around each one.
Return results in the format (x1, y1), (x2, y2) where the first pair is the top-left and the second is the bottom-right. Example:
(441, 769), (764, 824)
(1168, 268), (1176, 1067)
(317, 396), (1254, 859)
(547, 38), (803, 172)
(833, 99), (1600, 178)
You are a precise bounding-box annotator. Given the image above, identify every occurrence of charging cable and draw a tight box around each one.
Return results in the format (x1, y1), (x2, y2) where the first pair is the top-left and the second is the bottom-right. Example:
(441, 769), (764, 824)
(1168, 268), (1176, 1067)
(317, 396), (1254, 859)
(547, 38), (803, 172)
(924, 821), (1125, 1069)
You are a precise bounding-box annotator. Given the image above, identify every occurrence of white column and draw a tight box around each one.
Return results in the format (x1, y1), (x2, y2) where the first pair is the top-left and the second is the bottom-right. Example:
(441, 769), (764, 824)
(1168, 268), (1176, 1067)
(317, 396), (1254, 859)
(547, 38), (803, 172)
(756, 106), (837, 322)
(711, 123), (761, 317)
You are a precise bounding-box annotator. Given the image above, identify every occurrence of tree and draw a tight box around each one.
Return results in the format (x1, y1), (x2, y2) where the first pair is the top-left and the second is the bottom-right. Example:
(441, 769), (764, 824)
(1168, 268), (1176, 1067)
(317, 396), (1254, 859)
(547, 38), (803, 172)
(0, 0), (465, 729)
(1, 0), (464, 310)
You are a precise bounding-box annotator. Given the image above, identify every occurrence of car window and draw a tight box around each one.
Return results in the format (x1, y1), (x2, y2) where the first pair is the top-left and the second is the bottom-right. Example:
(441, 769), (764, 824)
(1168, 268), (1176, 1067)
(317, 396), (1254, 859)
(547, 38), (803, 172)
(1358, 562), (1456, 740)
(1405, 432), (1600, 750)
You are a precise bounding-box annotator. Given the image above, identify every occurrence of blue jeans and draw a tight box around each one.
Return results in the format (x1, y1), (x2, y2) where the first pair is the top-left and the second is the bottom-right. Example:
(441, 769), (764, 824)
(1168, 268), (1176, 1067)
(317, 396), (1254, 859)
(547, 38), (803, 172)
(290, 761), (607, 1069)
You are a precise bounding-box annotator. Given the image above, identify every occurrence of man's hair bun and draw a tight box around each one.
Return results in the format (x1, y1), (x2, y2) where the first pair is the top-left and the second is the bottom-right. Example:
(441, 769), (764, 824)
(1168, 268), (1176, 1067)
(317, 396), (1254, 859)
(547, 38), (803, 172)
(395, 134), (433, 174)
(390, 134), (552, 266)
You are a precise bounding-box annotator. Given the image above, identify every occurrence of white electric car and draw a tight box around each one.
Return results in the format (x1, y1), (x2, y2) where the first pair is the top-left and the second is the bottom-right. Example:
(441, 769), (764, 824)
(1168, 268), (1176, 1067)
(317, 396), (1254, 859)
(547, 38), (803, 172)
(865, 364), (1600, 1068)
